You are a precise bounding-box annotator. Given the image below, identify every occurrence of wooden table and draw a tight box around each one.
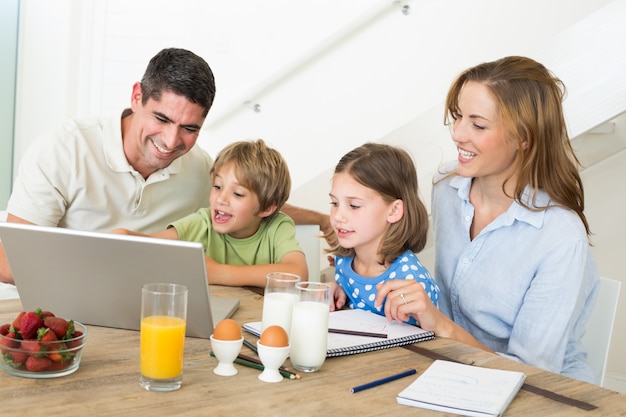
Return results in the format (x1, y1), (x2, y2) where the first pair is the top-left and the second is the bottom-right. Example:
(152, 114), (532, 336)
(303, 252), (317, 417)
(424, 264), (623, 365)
(1, 286), (625, 416)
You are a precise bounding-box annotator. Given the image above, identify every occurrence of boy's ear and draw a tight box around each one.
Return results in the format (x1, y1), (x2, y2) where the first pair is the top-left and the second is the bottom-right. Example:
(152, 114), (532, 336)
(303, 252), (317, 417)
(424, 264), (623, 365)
(387, 199), (404, 224)
(258, 203), (278, 219)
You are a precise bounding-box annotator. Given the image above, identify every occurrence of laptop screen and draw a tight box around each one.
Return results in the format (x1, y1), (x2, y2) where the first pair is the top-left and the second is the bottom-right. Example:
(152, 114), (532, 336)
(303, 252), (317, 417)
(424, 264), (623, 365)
(0, 222), (238, 338)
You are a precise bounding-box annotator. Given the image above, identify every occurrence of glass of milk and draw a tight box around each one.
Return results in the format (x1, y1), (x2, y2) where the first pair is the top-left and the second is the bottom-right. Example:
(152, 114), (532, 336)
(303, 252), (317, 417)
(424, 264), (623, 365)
(261, 272), (301, 338)
(290, 282), (331, 372)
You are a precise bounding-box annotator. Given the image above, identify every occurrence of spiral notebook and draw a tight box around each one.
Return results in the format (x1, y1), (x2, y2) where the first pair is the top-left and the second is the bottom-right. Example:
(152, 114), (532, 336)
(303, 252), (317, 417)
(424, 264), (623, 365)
(244, 308), (434, 357)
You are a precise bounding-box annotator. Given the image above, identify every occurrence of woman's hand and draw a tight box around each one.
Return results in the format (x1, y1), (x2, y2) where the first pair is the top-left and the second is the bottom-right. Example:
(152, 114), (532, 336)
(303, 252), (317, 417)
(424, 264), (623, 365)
(375, 280), (492, 352)
(374, 280), (442, 332)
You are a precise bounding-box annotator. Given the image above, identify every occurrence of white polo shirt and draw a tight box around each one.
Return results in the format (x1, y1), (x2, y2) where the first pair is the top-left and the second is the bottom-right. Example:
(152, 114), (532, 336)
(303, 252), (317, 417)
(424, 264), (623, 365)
(7, 113), (213, 233)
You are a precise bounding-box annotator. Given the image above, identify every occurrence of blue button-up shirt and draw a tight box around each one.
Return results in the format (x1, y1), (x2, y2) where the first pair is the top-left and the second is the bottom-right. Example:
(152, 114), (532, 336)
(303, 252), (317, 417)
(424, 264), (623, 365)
(432, 172), (598, 383)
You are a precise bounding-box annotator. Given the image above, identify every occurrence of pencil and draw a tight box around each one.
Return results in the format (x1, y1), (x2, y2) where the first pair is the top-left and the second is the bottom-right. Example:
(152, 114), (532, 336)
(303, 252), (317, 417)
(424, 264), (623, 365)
(237, 352), (301, 380)
(243, 339), (258, 354)
(328, 328), (388, 339)
(234, 357), (296, 380)
(209, 351), (298, 380)
(350, 369), (416, 393)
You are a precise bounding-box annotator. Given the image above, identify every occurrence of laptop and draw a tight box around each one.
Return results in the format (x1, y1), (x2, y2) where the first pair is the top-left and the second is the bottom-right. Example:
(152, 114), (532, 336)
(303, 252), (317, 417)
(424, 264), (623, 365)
(0, 222), (239, 338)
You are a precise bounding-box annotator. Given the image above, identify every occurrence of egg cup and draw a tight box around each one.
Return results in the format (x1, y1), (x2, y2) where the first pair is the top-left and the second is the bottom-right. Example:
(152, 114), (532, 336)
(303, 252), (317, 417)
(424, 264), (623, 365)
(210, 335), (243, 376)
(257, 341), (290, 383)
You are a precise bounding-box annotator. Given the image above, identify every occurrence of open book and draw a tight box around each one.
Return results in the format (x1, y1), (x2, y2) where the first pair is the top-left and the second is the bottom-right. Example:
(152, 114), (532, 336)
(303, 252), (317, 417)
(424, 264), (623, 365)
(243, 308), (434, 357)
(397, 360), (526, 417)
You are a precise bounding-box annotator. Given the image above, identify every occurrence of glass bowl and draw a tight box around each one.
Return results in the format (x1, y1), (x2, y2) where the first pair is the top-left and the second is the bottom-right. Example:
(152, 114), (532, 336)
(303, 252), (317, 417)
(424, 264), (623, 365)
(0, 321), (88, 378)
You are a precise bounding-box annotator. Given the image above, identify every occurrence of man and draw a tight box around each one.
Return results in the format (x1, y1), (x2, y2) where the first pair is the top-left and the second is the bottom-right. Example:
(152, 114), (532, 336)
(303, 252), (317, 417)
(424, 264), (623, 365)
(0, 48), (332, 284)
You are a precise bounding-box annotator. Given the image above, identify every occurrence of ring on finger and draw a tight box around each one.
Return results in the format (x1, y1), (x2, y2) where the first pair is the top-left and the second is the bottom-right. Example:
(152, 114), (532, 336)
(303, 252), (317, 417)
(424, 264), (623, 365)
(400, 293), (408, 305)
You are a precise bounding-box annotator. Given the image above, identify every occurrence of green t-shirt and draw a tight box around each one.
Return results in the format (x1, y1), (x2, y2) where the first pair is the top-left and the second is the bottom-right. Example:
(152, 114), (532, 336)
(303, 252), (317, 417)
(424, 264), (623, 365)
(170, 208), (302, 265)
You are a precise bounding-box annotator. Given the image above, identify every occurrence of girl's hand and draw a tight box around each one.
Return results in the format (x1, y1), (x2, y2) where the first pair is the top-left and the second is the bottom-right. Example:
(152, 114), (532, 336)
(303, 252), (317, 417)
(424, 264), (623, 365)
(328, 281), (347, 312)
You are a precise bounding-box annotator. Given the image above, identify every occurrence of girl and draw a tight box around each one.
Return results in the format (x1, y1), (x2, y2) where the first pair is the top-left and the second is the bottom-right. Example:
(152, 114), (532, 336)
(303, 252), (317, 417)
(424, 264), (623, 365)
(328, 143), (439, 325)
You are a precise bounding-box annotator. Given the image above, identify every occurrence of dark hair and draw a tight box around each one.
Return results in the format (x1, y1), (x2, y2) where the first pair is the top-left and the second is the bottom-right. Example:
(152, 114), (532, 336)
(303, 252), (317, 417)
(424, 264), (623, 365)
(140, 48), (216, 117)
(332, 143), (429, 264)
(443, 56), (589, 235)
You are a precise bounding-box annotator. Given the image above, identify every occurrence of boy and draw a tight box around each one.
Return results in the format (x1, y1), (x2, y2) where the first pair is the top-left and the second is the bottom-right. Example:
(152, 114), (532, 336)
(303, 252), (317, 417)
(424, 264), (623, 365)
(115, 139), (307, 287)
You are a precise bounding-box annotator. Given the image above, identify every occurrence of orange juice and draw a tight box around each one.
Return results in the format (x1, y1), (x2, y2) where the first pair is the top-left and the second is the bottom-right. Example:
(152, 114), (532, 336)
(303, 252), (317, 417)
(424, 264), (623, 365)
(140, 315), (186, 379)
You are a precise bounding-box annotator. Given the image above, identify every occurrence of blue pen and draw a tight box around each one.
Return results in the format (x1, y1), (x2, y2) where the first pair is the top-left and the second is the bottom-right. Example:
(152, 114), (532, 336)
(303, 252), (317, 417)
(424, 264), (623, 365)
(350, 369), (417, 393)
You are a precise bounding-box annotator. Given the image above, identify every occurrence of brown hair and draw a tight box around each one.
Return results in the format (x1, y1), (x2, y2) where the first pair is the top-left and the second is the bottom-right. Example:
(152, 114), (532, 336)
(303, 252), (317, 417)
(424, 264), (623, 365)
(443, 56), (590, 235)
(332, 143), (429, 264)
(210, 139), (291, 216)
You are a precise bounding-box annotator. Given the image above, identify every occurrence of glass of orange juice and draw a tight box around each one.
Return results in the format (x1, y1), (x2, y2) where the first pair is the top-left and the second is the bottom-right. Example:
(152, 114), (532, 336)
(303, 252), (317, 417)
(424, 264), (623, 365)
(140, 283), (188, 391)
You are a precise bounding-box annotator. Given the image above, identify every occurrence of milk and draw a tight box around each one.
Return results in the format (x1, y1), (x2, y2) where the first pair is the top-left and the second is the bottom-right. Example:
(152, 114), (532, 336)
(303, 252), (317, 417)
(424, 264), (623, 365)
(261, 292), (298, 337)
(290, 300), (329, 371)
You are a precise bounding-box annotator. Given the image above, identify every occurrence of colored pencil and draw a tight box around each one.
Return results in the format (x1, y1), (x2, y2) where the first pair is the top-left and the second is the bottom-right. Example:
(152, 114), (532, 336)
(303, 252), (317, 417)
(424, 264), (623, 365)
(237, 352), (301, 380)
(350, 369), (417, 393)
(328, 328), (388, 339)
(234, 356), (296, 380)
(209, 351), (299, 380)
(243, 338), (258, 354)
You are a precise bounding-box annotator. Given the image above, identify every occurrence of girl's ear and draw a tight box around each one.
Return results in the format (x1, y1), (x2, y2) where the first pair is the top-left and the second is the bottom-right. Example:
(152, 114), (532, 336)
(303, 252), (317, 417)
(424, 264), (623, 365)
(521, 135), (529, 150)
(259, 203), (278, 219)
(387, 199), (404, 224)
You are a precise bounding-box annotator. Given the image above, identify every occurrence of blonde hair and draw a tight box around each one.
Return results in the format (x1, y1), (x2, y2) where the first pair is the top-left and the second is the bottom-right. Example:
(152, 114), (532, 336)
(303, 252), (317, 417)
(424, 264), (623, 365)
(331, 143), (429, 265)
(443, 56), (590, 235)
(210, 139), (291, 215)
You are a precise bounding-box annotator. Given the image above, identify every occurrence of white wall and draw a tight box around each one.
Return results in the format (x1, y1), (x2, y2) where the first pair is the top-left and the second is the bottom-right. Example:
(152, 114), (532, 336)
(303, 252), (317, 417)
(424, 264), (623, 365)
(13, 0), (615, 206)
(0, 0), (19, 209)
(574, 113), (626, 392)
(10, 0), (625, 389)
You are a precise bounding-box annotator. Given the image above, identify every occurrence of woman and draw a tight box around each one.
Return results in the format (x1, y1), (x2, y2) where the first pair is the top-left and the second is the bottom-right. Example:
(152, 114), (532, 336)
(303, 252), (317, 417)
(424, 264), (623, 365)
(375, 56), (599, 383)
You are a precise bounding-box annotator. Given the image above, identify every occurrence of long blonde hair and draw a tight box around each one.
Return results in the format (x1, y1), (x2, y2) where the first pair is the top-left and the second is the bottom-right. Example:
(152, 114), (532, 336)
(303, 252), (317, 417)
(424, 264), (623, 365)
(444, 56), (590, 235)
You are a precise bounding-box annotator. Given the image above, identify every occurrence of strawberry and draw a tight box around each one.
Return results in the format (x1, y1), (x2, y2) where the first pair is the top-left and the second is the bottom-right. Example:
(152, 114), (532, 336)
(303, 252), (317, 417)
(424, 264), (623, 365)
(0, 331), (19, 353)
(0, 323), (10, 336)
(65, 330), (83, 349)
(14, 350), (28, 363)
(40, 311), (55, 319)
(25, 355), (52, 372)
(38, 327), (60, 349)
(20, 339), (43, 356)
(47, 360), (70, 371)
(36, 328), (72, 362)
(11, 311), (25, 331)
(20, 311), (43, 340)
(38, 327), (58, 342)
(44, 316), (70, 339)
(47, 349), (63, 362)
(6, 350), (28, 367)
